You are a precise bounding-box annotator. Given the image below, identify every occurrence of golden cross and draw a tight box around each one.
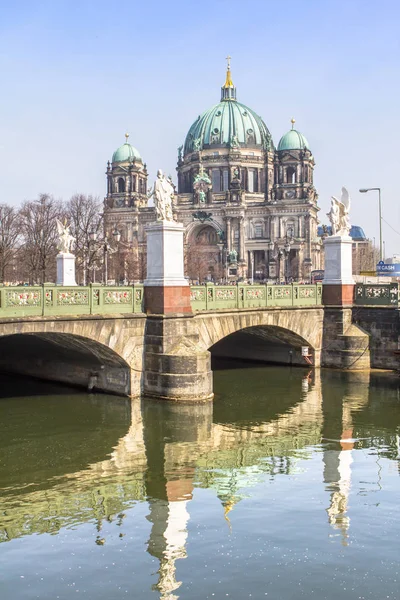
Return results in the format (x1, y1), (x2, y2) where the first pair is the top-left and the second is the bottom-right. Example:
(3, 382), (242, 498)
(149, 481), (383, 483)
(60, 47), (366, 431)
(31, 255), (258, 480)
(226, 55), (231, 70)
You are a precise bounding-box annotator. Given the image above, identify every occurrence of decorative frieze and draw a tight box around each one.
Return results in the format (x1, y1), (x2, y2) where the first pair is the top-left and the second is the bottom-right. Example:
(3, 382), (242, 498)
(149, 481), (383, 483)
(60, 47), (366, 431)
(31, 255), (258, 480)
(6, 290), (41, 307)
(104, 290), (133, 304)
(57, 290), (89, 306)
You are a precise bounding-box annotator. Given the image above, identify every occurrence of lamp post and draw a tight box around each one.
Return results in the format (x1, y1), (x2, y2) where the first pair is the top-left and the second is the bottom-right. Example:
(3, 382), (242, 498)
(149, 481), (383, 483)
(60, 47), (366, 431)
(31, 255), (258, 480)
(83, 228), (99, 286)
(359, 188), (382, 261)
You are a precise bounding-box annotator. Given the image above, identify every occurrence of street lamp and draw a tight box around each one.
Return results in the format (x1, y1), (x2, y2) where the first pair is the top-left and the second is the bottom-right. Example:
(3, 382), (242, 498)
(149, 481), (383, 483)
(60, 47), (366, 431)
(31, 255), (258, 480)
(82, 229), (101, 286)
(359, 188), (383, 261)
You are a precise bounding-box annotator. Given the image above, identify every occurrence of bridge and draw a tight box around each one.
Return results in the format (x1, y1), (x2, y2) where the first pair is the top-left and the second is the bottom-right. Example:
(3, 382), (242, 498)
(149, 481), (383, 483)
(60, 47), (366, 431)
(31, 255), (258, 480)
(0, 281), (398, 399)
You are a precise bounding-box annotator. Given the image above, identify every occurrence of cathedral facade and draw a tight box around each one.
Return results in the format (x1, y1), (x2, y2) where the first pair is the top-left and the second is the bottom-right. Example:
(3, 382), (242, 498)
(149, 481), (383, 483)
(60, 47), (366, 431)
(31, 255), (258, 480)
(104, 62), (322, 283)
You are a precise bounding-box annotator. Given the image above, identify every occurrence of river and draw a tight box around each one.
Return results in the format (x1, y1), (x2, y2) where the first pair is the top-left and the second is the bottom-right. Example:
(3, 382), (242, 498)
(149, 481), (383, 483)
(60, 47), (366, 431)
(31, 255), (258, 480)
(0, 365), (399, 599)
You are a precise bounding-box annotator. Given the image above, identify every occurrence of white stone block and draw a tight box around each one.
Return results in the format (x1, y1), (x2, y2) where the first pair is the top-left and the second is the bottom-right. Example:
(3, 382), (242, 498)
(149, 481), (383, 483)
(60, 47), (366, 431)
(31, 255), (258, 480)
(144, 220), (188, 287)
(56, 253), (77, 286)
(323, 235), (354, 285)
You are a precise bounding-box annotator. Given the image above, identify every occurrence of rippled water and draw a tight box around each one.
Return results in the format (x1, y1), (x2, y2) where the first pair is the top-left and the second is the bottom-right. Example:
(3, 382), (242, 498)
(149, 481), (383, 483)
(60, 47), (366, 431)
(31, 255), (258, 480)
(1, 366), (399, 600)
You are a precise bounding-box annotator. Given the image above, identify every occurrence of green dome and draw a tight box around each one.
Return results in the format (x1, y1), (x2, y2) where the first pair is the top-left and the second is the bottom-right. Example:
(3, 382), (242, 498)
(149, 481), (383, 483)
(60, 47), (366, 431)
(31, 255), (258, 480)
(184, 100), (273, 155)
(277, 129), (310, 152)
(112, 142), (142, 163)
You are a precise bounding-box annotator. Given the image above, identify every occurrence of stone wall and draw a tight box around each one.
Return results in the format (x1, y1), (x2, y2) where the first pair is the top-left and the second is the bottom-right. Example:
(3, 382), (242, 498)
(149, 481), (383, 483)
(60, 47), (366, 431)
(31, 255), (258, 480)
(352, 307), (400, 370)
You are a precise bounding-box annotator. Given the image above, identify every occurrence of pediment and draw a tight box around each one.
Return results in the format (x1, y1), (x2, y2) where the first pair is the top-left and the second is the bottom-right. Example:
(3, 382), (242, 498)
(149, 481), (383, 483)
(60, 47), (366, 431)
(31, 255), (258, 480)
(279, 152), (300, 162)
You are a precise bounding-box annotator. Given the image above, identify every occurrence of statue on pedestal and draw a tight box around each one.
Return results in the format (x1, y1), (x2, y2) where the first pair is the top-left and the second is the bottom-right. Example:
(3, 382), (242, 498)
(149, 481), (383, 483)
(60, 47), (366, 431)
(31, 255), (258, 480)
(149, 169), (175, 221)
(56, 219), (75, 254)
(327, 187), (351, 236)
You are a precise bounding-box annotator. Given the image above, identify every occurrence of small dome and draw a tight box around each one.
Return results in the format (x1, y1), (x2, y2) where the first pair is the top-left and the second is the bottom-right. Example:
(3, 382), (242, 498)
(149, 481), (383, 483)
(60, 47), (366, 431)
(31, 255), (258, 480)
(278, 129), (310, 152)
(112, 142), (142, 163)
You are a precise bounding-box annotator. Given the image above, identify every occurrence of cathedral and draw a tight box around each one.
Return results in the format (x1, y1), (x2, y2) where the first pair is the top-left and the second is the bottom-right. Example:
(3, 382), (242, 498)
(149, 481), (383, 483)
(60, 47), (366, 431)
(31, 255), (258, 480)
(103, 60), (322, 283)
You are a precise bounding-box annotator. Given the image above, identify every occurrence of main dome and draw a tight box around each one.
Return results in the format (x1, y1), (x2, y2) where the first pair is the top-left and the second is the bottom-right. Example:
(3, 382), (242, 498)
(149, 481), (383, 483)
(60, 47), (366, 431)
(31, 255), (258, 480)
(183, 66), (273, 155)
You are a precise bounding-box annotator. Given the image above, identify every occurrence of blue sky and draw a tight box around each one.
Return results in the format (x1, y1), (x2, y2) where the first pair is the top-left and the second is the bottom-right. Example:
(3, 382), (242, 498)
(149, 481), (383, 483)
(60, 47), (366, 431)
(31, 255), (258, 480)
(0, 0), (399, 255)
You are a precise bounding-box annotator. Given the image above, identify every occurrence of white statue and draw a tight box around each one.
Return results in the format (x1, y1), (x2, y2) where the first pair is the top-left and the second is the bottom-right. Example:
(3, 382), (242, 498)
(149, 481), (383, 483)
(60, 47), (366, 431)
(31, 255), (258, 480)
(56, 219), (75, 254)
(327, 187), (351, 236)
(149, 169), (174, 221)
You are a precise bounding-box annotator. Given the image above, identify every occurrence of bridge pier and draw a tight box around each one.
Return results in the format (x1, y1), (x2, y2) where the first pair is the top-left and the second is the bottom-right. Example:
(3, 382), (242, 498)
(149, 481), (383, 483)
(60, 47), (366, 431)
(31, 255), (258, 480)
(143, 315), (213, 402)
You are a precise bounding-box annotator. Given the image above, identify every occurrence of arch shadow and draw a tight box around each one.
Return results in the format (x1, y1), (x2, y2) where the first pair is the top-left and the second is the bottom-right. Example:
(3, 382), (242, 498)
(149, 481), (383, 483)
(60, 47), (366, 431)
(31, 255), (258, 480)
(209, 324), (315, 367)
(0, 332), (131, 396)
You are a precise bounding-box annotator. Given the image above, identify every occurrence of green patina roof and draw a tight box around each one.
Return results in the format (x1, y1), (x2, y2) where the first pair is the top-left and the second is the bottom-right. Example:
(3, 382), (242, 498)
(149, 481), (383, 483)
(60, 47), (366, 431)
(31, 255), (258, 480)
(112, 142), (142, 163)
(277, 129), (310, 152)
(184, 99), (273, 155)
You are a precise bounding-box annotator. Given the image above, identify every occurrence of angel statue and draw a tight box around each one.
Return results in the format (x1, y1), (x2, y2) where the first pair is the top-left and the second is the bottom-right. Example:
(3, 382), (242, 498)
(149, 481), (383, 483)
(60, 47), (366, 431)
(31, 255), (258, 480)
(56, 219), (75, 254)
(327, 187), (351, 236)
(148, 169), (174, 221)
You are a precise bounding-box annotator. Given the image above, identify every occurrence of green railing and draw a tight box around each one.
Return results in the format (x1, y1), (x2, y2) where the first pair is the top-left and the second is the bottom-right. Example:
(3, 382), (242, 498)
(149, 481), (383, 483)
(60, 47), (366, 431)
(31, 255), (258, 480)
(0, 284), (144, 318)
(190, 283), (323, 311)
(2, 282), (396, 319)
(354, 283), (399, 306)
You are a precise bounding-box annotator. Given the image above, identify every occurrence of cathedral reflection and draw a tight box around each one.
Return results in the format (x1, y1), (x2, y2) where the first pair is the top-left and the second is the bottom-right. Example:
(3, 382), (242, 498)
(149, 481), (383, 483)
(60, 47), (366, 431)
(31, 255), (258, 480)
(4, 367), (400, 598)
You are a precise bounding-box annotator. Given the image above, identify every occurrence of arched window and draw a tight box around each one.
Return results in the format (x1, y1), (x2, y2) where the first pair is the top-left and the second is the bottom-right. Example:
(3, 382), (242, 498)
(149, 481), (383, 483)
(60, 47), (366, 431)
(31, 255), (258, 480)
(287, 167), (296, 184)
(118, 177), (125, 193)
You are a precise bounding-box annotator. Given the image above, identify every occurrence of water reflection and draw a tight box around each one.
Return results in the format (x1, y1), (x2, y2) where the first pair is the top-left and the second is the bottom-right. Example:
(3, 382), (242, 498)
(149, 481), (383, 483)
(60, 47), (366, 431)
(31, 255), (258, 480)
(1, 368), (400, 599)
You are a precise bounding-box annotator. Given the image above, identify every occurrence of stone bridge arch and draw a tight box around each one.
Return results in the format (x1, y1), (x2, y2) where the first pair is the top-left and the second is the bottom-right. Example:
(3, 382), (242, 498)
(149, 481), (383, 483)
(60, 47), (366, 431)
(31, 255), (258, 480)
(0, 316), (147, 395)
(193, 307), (324, 366)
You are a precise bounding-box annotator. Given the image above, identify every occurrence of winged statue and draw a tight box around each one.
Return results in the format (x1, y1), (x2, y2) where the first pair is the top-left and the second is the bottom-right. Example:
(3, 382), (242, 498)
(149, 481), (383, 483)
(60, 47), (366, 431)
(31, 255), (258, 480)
(56, 219), (75, 254)
(327, 187), (351, 236)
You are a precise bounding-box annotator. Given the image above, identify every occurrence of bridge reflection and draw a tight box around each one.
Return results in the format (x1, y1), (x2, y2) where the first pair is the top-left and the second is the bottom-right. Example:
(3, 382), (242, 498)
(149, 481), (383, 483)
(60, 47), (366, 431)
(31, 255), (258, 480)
(1, 369), (398, 596)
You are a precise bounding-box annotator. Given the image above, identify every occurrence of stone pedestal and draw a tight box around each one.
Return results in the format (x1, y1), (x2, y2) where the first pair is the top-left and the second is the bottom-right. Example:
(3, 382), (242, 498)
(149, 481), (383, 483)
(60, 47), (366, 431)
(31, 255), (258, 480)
(144, 220), (191, 314)
(322, 235), (354, 306)
(56, 253), (77, 286)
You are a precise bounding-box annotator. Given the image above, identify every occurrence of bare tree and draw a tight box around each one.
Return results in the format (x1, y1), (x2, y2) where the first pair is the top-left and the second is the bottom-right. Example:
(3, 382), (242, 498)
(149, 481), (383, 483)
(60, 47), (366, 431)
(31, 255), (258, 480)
(65, 194), (103, 284)
(19, 194), (62, 284)
(0, 204), (21, 283)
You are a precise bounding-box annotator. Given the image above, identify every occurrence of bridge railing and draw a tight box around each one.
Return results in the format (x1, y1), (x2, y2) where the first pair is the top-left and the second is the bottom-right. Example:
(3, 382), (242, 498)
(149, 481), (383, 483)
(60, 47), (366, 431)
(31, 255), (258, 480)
(0, 284), (145, 318)
(190, 283), (323, 311)
(354, 283), (399, 306)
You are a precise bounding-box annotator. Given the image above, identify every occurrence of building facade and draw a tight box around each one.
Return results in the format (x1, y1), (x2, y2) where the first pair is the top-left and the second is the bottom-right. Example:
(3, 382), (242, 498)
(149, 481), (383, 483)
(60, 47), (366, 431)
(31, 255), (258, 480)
(104, 63), (322, 283)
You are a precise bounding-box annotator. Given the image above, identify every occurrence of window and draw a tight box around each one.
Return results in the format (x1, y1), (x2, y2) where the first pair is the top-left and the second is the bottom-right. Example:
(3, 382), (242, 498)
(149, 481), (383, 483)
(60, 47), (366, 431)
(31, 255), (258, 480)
(118, 177), (125, 193)
(213, 152), (219, 157)
(222, 169), (229, 191)
(212, 169), (221, 192)
(248, 170), (255, 192)
(287, 167), (296, 184)
(255, 223), (263, 238)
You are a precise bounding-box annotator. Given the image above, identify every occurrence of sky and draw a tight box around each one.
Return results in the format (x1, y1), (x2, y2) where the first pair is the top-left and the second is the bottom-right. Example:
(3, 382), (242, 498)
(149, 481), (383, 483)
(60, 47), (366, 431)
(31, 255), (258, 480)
(0, 0), (399, 256)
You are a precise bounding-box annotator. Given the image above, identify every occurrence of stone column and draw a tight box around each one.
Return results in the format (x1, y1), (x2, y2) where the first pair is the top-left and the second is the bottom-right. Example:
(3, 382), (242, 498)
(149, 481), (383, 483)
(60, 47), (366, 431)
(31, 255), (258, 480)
(239, 216), (245, 260)
(225, 217), (232, 252)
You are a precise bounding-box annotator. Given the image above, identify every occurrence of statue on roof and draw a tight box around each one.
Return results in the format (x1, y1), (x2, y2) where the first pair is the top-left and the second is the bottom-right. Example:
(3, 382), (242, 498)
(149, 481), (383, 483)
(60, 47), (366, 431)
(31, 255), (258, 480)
(327, 187), (351, 236)
(193, 166), (212, 205)
(230, 134), (240, 149)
